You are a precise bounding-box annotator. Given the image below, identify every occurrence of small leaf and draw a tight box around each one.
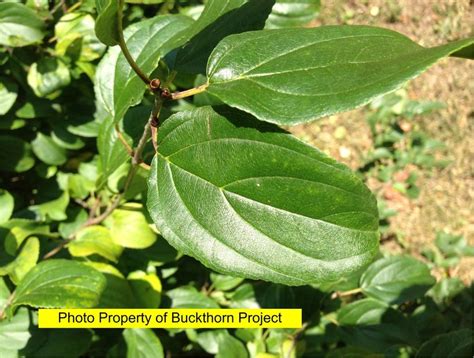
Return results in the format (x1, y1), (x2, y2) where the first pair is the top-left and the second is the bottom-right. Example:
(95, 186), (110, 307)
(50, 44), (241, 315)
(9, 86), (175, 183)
(0, 135), (35, 173)
(0, 189), (14, 224)
(105, 204), (157, 249)
(0, 3), (45, 47)
(416, 329), (473, 358)
(123, 329), (164, 358)
(174, 0), (275, 74)
(128, 270), (162, 308)
(11, 259), (106, 310)
(94, 0), (122, 46)
(28, 191), (69, 221)
(167, 286), (219, 309)
(360, 256), (436, 304)
(2, 219), (50, 255)
(55, 12), (106, 62)
(68, 225), (123, 263)
(206, 27), (474, 125)
(0, 77), (18, 115)
(266, 0), (321, 29)
(210, 273), (244, 291)
(216, 333), (248, 358)
(27, 58), (70, 98)
(0, 237), (39, 285)
(0, 308), (31, 351)
(31, 133), (67, 166)
(147, 106), (379, 286)
(95, 15), (193, 121)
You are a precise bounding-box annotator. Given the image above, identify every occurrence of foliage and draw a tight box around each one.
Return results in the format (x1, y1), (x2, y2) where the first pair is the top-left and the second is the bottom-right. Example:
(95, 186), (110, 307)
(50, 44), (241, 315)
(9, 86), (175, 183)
(0, 0), (472, 356)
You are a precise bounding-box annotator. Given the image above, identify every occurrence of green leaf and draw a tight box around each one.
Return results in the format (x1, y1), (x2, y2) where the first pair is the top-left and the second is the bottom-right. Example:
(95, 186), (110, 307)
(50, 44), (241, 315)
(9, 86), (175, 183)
(0, 308), (31, 352)
(147, 106), (379, 286)
(167, 286), (219, 309)
(55, 12), (106, 62)
(94, 0), (122, 46)
(27, 58), (71, 98)
(68, 225), (123, 263)
(10, 259), (106, 311)
(128, 271), (162, 308)
(435, 231), (474, 257)
(20, 328), (92, 358)
(210, 273), (244, 292)
(123, 328), (164, 358)
(216, 333), (248, 358)
(206, 27), (474, 125)
(31, 132), (67, 166)
(0, 77), (18, 115)
(0, 3), (45, 47)
(0, 135), (35, 173)
(0, 189), (14, 224)
(2, 219), (50, 255)
(174, 0), (275, 74)
(360, 256), (436, 304)
(0, 237), (39, 285)
(337, 298), (418, 352)
(95, 15), (193, 121)
(266, 0), (321, 29)
(125, 0), (164, 3)
(105, 204), (157, 249)
(416, 329), (473, 358)
(28, 191), (69, 221)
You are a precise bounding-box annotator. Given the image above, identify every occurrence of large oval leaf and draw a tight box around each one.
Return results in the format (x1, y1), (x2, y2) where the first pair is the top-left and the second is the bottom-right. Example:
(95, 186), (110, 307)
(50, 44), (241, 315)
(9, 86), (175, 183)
(206, 26), (474, 125)
(95, 15), (193, 121)
(147, 106), (379, 286)
(10, 259), (106, 311)
(94, 0), (122, 46)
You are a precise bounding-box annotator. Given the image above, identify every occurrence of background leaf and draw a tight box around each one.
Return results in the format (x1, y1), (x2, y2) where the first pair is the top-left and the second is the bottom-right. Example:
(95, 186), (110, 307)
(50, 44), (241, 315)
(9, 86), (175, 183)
(360, 256), (436, 304)
(266, 0), (321, 29)
(123, 328), (164, 358)
(94, 0), (122, 46)
(11, 259), (106, 311)
(0, 3), (44, 47)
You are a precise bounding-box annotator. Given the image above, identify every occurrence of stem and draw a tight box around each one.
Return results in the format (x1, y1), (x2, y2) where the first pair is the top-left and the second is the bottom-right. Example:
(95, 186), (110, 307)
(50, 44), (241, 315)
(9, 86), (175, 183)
(117, 1), (150, 85)
(171, 83), (209, 100)
(0, 292), (15, 321)
(338, 287), (363, 297)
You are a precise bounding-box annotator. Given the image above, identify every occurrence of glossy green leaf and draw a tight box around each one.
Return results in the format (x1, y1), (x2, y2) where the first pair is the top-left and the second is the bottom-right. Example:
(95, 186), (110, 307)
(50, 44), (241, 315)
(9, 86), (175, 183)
(147, 106), (379, 286)
(105, 204), (157, 249)
(68, 225), (123, 262)
(0, 135), (35, 173)
(174, 0), (275, 74)
(206, 26), (474, 125)
(94, 0), (122, 46)
(266, 0), (320, 29)
(123, 328), (164, 358)
(0, 237), (39, 285)
(0, 77), (18, 115)
(416, 329), (473, 358)
(10, 259), (106, 311)
(55, 12), (106, 62)
(31, 132), (67, 166)
(0, 3), (45, 47)
(27, 58), (71, 98)
(0, 190), (14, 224)
(95, 15), (193, 121)
(216, 333), (248, 358)
(360, 256), (436, 304)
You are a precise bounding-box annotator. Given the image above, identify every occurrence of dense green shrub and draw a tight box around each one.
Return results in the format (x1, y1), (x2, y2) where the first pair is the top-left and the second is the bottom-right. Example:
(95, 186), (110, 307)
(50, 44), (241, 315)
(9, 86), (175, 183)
(0, 1), (472, 356)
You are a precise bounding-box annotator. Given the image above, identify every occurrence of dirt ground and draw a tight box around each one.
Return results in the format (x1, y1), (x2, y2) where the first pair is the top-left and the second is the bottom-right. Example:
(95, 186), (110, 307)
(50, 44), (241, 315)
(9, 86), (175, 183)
(291, 0), (474, 282)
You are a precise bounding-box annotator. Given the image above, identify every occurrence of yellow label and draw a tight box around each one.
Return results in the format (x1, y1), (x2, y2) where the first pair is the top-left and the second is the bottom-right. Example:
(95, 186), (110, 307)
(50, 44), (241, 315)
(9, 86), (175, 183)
(38, 309), (302, 329)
